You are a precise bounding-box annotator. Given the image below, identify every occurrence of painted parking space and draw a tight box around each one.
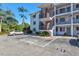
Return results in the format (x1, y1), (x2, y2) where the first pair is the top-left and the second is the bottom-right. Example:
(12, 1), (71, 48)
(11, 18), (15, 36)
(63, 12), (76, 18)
(7, 35), (56, 47)
(0, 35), (79, 55)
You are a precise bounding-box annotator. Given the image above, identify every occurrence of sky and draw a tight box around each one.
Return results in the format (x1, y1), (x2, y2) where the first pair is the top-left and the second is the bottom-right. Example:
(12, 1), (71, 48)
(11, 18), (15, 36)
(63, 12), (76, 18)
(1, 3), (41, 24)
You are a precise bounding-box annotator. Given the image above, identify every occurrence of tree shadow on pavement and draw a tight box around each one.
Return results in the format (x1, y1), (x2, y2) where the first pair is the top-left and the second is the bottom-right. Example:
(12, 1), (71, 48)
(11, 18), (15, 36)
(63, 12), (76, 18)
(69, 39), (79, 47)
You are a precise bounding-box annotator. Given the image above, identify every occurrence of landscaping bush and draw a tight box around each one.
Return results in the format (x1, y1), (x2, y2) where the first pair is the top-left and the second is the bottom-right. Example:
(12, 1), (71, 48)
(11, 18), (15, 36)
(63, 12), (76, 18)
(25, 26), (32, 34)
(64, 32), (68, 36)
(39, 31), (50, 36)
(36, 32), (41, 35)
(27, 30), (32, 34)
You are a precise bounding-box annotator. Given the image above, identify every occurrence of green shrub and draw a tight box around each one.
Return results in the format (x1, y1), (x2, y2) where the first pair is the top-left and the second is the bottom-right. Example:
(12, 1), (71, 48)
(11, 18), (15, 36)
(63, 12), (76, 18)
(25, 26), (32, 34)
(39, 31), (50, 36)
(36, 32), (41, 35)
(27, 30), (32, 34)
(64, 32), (68, 36)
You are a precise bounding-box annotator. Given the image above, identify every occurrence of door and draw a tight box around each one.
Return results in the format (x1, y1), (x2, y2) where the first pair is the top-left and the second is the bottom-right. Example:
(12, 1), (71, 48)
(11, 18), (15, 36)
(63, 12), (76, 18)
(67, 27), (71, 35)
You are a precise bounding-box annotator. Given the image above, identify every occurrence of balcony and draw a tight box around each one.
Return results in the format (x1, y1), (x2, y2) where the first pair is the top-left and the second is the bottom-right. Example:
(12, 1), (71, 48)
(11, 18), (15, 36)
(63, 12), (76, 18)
(73, 8), (79, 11)
(39, 13), (53, 21)
(73, 19), (79, 23)
(56, 20), (71, 25)
(56, 6), (71, 15)
(39, 21), (53, 30)
(39, 12), (54, 18)
(39, 26), (46, 30)
(73, 4), (79, 11)
(39, 25), (53, 30)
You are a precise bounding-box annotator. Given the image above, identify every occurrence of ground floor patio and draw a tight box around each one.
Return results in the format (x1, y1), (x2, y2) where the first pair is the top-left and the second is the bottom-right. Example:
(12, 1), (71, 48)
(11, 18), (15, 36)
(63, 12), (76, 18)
(53, 25), (79, 36)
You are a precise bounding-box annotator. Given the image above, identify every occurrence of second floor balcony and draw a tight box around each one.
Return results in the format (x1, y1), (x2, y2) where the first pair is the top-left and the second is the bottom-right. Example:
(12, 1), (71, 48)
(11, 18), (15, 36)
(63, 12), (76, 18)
(56, 6), (71, 15)
(56, 18), (71, 25)
(39, 12), (53, 21)
(39, 21), (54, 30)
(56, 21), (71, 25)
(73, 4), (79, 11)
(39, 12), (54, 19)
(56, 19), (79, 25)
(56, 4), (79, 15)
(73, 19), (79, 23)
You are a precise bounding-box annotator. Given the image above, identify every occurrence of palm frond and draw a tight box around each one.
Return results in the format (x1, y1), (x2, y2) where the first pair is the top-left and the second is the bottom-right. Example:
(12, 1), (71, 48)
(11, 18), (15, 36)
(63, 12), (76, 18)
(18, 6), (28, 13)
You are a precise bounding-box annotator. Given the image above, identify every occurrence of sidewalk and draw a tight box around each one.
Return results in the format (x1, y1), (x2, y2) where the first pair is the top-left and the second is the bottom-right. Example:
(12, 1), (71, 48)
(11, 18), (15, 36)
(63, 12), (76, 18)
(27, 35), (77, 40)
(53, 36), (77, 39)
(0, 34), (7, 40)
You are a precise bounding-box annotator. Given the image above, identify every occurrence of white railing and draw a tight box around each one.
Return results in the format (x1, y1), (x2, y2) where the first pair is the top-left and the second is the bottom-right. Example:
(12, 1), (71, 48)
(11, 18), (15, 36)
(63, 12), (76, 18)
(56, 20), (71, 24)
(73, 19), (79, 23)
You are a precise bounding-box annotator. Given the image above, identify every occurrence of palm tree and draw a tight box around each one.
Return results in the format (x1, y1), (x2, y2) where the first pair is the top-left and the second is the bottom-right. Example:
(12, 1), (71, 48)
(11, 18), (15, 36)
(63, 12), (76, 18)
(18, 6), (27, 12)
(0, 9), (18, 32)
(0, 4), (18, 33)
(4, 9), (18, 24)
(18, 6), (27, 27)
(5, 10), (15, 16)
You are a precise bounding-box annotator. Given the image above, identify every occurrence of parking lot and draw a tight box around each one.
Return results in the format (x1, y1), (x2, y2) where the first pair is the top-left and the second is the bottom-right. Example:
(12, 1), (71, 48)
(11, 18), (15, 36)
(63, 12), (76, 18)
(0, 35), (79, 56)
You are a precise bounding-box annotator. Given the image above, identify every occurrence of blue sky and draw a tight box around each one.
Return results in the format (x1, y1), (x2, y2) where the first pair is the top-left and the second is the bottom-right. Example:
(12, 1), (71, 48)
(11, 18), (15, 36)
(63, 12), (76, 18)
(1, 3), (41, 24)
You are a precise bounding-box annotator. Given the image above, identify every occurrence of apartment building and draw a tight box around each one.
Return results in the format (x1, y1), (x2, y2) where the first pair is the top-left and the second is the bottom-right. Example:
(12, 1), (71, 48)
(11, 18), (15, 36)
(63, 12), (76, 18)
(30, 3), (79, 36)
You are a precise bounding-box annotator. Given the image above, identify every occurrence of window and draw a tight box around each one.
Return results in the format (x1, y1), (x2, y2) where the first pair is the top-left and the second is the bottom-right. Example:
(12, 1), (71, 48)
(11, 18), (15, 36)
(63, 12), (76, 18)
(56, 27), (58, 32)
(56, 10), (58, 14)
(33, 21), (36, 25)
(60, 18), (65, 23)
(76, 4), (79, 8)
(60, 27), (65, 32)
(33, 14), (36, 18)
(76, 15), (79, 19)
(76, 27), (79, 31)
(39, 14), (44, 18)
(39, 21), (44, 30)
(33, 28), (36, 31)
(56, 18), (58, 23)
(60, 8), (65, 13)
(67, 6), (71, 12)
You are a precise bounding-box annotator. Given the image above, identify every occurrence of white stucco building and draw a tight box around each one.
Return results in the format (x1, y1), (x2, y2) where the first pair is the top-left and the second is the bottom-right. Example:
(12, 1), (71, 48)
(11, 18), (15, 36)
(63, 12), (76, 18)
(30, 3), (79, 37)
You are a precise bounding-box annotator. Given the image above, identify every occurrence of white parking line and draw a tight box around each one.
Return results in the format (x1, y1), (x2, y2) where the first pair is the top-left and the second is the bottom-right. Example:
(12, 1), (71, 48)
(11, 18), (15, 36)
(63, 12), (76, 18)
(7, 35), (57, 47)
(42, 38), (57, 47)
(19, 39), (44, 47)
(42, 36), (77, 47)
(19, 38), (57, 47)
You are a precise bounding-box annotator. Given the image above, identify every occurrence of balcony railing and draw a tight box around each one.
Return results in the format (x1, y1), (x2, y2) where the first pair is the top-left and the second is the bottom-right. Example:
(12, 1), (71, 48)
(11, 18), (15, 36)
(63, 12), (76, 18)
(56, 19), (79, 24)
(39, 26), (46, 30)
(39, 22), (53, 30)
(73, 19), (79, 23)
(39, 14), (44, 18)
(39, 12), (54, 19)
(73, 8), (79, 11)
(39, 26), (52, 30)
(39, 25), (53, 30)
(73, 4), (79, 11)
(56, 20), (71, 24)
(56, 7), (71, 15)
